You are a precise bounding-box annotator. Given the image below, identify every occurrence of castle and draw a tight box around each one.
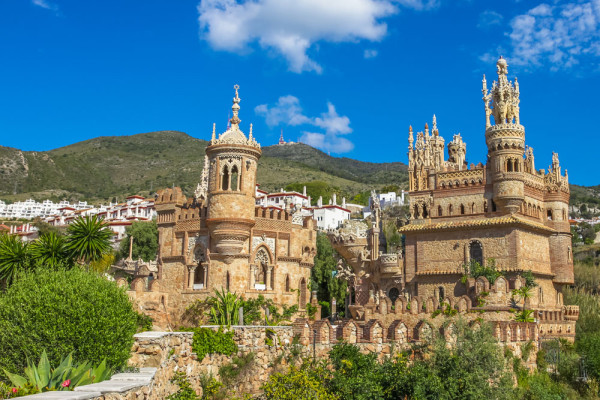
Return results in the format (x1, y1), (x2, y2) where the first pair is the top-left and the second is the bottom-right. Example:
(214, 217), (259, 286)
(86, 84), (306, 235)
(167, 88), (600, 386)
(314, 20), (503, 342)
(330, 57), (577, 341)
(125, 86), (317, 328)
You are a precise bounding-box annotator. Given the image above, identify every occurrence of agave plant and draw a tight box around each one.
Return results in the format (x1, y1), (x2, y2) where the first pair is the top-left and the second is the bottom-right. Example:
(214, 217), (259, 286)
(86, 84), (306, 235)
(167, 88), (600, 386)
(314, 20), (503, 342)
(29, 232), (73, 270)
(0, 233), (31, 285)
(3, 350), (111, 394)
(207, 288), (242, 326)
(66, 215), (113, 266)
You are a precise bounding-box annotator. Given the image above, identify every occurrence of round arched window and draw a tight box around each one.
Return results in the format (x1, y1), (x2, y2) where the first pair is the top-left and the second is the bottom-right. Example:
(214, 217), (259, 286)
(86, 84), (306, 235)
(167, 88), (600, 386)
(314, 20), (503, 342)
(388, 287), (400, 303)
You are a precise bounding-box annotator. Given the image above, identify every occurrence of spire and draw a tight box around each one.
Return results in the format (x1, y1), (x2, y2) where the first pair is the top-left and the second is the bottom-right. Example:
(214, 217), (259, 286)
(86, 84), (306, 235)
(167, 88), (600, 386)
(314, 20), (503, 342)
(408, 126), (414, 149)
(229, 84), (241, 128)
(279, 129), (285, 145)
(211, 123), (216, 142)
(485, 57), (521, 127)
(195, 156), (210, 200)
(249, 123), (253, 141)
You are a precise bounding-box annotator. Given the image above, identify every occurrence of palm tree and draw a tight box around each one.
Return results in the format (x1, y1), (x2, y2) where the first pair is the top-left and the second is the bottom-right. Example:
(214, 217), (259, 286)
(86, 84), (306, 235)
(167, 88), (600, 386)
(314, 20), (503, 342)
(0, 233), (31, 285)
(29, 232), (72, 269)
(66, 216), (113, 267)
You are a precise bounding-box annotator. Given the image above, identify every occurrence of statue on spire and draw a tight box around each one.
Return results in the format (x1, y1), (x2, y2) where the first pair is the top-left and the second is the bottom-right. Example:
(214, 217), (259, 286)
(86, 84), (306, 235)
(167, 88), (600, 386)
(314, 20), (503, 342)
(483, 57), (521, 127)
(229, 84), (241, 128)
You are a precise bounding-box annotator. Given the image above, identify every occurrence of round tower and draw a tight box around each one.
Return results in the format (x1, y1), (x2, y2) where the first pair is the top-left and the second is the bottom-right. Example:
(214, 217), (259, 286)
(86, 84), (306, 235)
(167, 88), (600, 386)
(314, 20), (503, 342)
(483, 57), (525, 214)
(205, 85), (261, 256)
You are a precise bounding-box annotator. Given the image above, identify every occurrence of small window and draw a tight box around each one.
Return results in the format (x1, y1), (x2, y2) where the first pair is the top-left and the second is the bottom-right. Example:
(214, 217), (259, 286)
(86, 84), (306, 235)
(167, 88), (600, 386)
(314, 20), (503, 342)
(221, 166), (229, 190)
(460, 204), (465, 215)
(547, 209), (553, 221)
(231, 165), (239, 191)
(438, 205), (443, 217)
(448, 204), (453, 215)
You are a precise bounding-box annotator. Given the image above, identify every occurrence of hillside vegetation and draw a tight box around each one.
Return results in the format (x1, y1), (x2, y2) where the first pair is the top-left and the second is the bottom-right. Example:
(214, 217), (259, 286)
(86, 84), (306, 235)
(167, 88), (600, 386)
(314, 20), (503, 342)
(0, 131), (408, 204)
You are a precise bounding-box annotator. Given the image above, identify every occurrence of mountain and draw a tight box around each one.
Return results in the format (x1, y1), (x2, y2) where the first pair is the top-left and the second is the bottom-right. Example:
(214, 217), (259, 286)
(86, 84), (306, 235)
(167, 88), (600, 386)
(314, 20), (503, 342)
(0, 131), (408, 204)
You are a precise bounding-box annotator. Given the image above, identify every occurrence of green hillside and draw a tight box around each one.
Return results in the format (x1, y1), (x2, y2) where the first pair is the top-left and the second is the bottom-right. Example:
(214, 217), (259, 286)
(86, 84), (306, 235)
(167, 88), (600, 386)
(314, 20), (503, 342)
(0, 131), (408, 205)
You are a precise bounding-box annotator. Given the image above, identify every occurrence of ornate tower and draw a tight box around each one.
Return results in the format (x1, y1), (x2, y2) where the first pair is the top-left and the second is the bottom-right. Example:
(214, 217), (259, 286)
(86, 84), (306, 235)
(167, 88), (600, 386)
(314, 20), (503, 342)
(483, 57), (524, 214)
(205, 85), (261, 257)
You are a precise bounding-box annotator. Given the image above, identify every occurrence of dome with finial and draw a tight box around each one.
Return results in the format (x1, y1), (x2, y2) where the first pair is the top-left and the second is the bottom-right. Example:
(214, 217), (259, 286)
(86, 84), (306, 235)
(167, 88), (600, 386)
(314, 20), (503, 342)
(209, 84), (260, 149)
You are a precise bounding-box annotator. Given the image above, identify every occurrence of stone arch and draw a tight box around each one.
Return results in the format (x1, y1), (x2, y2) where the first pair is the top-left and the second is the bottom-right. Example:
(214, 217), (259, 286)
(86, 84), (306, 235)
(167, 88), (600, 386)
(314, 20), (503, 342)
(388, 320), (408, 343)
(416, 321), (434, 342)
(495, 276), (508, 293)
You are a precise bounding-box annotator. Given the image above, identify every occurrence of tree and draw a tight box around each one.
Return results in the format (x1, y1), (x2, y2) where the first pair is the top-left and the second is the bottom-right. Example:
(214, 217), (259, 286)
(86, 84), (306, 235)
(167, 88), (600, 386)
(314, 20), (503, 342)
(66, 215), (113, 265)
(0, 268), (138, 377)
(262, 361), (338, 400)
(118, 220), (158, 262)
(0, 233), (31, 285)
(29, 232), (73, 270)
(311, 232), (347, 317)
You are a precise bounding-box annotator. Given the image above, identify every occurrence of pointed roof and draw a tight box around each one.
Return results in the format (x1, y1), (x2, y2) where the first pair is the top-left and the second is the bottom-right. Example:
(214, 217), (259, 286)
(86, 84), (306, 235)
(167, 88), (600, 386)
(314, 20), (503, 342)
(209, 85), (260, 149)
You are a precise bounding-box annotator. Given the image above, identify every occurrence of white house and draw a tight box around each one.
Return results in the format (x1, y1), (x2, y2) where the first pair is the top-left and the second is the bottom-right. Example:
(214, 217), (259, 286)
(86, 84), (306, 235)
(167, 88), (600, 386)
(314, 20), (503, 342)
(363, 191), (406, 218)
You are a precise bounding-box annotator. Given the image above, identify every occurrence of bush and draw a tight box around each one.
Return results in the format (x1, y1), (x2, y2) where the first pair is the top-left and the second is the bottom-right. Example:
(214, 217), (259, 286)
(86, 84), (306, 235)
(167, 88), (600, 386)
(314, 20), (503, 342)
(262, 361), (338, 400)
(190, 327), (237, 361)
(0, 268), (138, 377)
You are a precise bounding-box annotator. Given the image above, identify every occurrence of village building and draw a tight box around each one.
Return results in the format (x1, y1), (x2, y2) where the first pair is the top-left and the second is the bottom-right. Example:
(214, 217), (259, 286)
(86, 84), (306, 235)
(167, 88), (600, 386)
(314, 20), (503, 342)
(126, 86), (317, 328)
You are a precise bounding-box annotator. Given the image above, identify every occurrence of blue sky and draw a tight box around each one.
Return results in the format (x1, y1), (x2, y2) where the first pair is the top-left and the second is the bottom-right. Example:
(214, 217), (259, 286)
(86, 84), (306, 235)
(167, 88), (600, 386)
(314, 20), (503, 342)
(1, 0), (599, 185)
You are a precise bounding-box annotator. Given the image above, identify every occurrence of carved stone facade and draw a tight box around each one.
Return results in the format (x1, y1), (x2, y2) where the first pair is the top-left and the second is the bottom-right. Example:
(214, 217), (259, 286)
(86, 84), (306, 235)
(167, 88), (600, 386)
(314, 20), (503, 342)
(127, 86), (316, 329)
(329, 58), (577, 342)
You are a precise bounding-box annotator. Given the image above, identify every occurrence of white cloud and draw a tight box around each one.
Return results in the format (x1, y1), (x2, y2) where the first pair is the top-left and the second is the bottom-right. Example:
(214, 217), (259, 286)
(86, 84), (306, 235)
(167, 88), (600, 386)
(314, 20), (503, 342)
(197, 0), (440, 73)
(478, 10), (503, 29)
(255, 96), (354, 153)
(32, 0), (59, 12)
(364, 49), (379, 58)
(503, 1), (600, 71)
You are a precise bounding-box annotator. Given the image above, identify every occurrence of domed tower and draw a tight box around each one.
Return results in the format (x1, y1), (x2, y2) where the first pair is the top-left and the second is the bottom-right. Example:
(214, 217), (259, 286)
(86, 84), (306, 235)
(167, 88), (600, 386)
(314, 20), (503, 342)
(205, 85), (261, 256)
(482, 57), (524, 214)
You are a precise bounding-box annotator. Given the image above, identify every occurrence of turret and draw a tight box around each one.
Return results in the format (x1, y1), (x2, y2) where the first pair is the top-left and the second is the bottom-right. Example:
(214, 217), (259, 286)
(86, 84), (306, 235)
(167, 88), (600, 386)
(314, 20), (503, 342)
(205, 85), (262, 257)
(483, 57), (525, 214)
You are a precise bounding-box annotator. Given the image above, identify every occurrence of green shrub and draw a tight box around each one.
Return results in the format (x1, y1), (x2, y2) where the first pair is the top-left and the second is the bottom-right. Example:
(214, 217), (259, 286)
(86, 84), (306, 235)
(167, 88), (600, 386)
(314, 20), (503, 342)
(191, 327), (237, 361)
(167, 371), (200, 400)
(262, 361), (338, 400)
(0, 268), (138, 377)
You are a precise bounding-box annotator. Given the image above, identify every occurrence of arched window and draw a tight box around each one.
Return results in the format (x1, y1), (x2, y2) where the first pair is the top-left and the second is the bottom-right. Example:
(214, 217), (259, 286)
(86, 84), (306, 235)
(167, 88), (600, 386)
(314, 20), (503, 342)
(507, 159), (513, 172)
(514, 160), (519, 172)
(254, 248), (270, 290)
(562, 209), (566, 221)
(221, 165), (229, 190)
(388, 287), (400, 303)
(438, 286), (445, 303)
(448, 204), (453, 215)
(469, 241), (483, 266)
(492, 200), (497, 212)
(460, 204), (465, 215)
(547, 209), (553, 221)
(471, 203), (475, 213)
(438, 205), (443, 217)
(226, 271), (230, 291)
(230, 165), (239, 191)
(285, 275), (290, 292)
(423, 205), (428, 218)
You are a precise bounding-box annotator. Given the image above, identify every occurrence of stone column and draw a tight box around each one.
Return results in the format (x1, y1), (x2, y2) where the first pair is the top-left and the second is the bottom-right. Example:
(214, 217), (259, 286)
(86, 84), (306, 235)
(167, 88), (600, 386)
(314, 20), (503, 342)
(250, 265), (256, 288)
(266, 265), (273, 290)
(188, 265), (197, 290)
(202, 263), (208, 288)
